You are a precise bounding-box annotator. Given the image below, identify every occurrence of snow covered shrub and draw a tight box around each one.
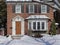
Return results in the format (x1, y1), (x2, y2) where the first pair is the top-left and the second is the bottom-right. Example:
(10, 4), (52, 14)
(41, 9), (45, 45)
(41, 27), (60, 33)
(50, 19), (56, 35)
(32, 31), (43, 38)
(28, 30), (43, 38)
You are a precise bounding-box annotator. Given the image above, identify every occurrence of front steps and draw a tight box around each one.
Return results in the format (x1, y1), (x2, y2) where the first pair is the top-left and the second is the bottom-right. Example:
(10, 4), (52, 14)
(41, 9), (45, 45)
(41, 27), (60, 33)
(11, 35), (23, 39)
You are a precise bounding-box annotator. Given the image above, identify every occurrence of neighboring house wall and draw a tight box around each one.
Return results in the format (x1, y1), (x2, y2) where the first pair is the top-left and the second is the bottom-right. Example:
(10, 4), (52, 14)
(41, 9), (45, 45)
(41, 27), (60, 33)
(7, 2), (54, 35)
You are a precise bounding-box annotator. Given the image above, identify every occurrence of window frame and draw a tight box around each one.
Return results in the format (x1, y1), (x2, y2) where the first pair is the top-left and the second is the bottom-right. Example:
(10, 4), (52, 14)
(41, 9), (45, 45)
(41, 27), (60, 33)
(41, 5), (47, 13)
(28, 20), (47, 31)
(29, 4), (35, 14)
(15, 4), (21, 13)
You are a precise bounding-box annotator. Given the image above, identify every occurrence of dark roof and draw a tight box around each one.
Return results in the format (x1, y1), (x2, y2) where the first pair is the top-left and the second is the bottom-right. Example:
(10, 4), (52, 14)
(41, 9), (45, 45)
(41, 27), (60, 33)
(6, 0), (53, 3)
(6, 1), (35, 3)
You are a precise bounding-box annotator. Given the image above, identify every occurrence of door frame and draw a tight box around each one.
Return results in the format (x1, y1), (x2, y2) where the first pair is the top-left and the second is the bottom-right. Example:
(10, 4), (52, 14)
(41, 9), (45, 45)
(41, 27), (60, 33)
(12, 16), (24, 35)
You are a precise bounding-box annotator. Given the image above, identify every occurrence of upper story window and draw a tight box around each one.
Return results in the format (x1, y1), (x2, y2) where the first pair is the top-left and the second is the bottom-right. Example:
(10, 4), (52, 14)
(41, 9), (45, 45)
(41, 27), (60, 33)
(29, 4), (34, 13)
(15, 4), (21, 13)
(41, 5), (47, 13)
(28, 20), (47, 31)
(26, 4), (37, 14)
(12, 4), (24, 13)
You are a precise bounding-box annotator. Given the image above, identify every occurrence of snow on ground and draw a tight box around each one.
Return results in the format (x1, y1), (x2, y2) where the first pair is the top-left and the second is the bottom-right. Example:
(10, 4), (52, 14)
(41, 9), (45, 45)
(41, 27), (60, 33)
(0, 35), (60, 45)
(0, 35), (12, 45)
(7, 35), (45, 45)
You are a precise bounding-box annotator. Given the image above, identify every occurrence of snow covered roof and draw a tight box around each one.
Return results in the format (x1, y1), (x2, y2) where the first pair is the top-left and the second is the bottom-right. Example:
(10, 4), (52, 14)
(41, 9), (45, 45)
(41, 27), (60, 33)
(6, 0), (53, 1)
(26, 15), (49, 19)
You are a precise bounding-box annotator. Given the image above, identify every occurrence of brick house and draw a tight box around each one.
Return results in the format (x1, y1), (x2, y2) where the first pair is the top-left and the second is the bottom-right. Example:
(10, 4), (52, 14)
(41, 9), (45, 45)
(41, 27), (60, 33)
(6, 0), (54, 36)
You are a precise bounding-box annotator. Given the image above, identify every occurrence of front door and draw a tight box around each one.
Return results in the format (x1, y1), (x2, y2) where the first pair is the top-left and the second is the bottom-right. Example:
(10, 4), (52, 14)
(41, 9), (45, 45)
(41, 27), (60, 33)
(16, 21), (21, 35)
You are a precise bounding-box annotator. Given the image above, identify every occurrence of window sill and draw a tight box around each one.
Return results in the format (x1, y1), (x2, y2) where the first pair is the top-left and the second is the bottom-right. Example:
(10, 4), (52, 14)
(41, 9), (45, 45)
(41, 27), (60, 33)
(13, 13), (24, 14)
(29, 29), (47, 31)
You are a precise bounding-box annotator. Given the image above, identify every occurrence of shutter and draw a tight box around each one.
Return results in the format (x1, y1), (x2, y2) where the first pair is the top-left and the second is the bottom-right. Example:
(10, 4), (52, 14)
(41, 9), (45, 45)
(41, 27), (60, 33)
(21, 4), (24, 13)
(34, 4), (37, 13)
(38, 5), (41, 13)
(47, 6), (50, 13)
(26, 4), (29, 13)
(12, 5), (15, 13)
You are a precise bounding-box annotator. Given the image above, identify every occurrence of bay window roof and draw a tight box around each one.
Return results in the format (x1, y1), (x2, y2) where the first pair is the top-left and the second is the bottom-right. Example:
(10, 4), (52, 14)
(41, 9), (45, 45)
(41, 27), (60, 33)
(26, 15), (49, 19)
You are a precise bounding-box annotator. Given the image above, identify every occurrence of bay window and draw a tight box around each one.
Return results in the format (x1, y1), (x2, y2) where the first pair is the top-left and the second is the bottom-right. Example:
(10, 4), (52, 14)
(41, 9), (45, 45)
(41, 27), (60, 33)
(28, 20), (47, 31)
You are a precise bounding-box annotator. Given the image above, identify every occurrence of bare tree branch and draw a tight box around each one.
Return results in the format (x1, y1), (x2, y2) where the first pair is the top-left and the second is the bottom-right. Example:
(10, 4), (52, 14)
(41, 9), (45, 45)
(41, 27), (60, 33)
(54, 0), (60, 8)
(32, 0), (60, 11)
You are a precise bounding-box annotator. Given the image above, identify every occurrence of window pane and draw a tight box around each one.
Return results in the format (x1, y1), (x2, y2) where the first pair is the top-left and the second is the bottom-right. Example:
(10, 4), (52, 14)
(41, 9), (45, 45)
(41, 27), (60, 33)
(29, 22), (31, 29)
(41, 5), (47, 13)
(42, 22), (45, 29)
(29, 5), (34, 13)
(37, 22), (40, 30)
(33, 22), (36, 29)
(41, 6), (45, 12)
(15, 5), (21, 13)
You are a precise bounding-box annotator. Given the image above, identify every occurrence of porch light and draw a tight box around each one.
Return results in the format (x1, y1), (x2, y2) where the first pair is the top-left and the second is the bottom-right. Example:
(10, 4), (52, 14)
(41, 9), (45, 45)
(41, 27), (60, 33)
(55, 23), (59, 26)
(55, 23), (59, 30)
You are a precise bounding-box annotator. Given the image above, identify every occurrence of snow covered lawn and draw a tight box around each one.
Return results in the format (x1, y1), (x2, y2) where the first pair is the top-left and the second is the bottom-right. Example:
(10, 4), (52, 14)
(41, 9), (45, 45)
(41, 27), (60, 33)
(0, 35), (60, 45)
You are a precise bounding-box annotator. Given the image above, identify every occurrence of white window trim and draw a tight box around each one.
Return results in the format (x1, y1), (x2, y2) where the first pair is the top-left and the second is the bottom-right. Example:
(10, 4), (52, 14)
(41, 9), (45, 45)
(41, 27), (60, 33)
(29, 4), (34, 13)
(28, 20), (48, 31)
(41, 5), (47, 13)
(40, 21), (46, 30)
(15, 4), (21, 13)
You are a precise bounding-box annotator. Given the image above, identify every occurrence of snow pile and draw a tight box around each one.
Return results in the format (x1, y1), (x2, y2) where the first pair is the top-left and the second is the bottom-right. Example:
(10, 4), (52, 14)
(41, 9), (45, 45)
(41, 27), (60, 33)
(0, 35), (12, 45)
(0, 36), (7, 43)
(20, 35), (38, 43)
(40, 35), (60, 45)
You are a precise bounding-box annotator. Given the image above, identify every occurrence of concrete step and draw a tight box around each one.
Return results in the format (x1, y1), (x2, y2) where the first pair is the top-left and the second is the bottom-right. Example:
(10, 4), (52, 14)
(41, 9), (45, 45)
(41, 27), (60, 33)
(11, 35), (23, 39)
